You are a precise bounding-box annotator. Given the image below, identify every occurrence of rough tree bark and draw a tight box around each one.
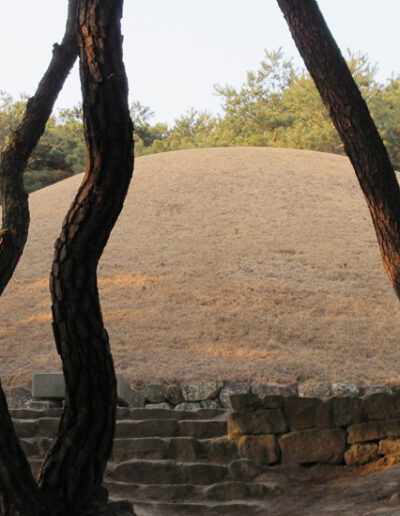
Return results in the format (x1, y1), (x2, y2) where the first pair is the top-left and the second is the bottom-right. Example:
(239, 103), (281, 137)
(277, 0), (400, 300)
(0, 2), (78, 514)
(37, 1), (134, 514)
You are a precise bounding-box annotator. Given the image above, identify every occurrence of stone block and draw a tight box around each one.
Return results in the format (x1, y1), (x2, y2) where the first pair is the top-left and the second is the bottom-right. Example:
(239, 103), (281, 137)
(201, 399), (220, 409)
(166, 384), (183, 405)
(228, 408), (287, 437)
(363, 385), (392, 396)
(115, 419), (178, 438)
(29, 400), (62, 410)
(261, 396), (284, 409)
(204, 481), (249, 501)
(178, 420), (227, 439)
(205, 437), (239, 462)
(145, 384), (167, 404)
(183, 463), (228, 485)
(298, 381), (332, 399)
(13, 420), (38, 439)
(181, 381), (223, 402)
(331, 383), (359, 397)
(168, 437), (200, 461)
(252, 383), (297, 398)
(228, 458), (261, 481)
(330, 397), (362, 427)
(112, 437), (168, 461)
(379, 438), (400, 456)
(230, 394), (260, 412)
(129, 388), (145, 408)
(376, 452), (400, 468)
(116, 374), (132, 407)
(344, 443), (379, 465)
(283, 397), (330, 431)
(347, 418), (400, 444)
(145, 402), (171, 410)
(175, 402), (201, 411)
(141, 484), (194, 502)
(237, 434), (280, 465)
(32, 372), (132, 406)
(111, 459), (183, 484)
(32, 373), (65, 399)
(5, 387), (32, 409)
(279, 428), (346, 465)
(362, 393), (400, 421)
(219, 382), (251, 409)
(37, 418), (59, 438)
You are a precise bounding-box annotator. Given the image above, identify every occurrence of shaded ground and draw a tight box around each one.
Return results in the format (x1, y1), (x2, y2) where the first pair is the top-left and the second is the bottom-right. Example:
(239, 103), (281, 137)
(1, 147), (400, 389)
(261, 464), (400, 516)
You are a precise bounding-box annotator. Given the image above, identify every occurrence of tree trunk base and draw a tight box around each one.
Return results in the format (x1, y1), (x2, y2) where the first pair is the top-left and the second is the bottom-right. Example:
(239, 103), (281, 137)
(106, 501), (136, 516)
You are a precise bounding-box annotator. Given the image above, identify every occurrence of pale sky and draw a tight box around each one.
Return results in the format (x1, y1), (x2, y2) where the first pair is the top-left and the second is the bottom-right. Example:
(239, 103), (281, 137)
(1, 1), (399, 125)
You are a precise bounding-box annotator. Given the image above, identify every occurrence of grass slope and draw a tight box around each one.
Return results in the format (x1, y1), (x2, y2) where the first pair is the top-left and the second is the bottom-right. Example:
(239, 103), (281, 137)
(1, 147), (399, 389)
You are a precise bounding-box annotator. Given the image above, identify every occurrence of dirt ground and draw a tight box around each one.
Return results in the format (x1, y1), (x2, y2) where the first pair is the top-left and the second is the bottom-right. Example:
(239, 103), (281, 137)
(252, 463), (400, 516)
(1, 147), (400, 390)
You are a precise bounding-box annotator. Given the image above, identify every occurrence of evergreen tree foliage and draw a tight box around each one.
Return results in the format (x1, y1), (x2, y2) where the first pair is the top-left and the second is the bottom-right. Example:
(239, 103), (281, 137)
(1, 49), (399, 193)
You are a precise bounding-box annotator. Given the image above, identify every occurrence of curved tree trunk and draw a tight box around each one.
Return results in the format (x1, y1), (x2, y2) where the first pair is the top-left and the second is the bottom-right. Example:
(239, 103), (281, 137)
(38, 1), (134, 513)
(277, 0), (400, 300)
(0, 383), (49, 516)
(0, 2), (78, 514)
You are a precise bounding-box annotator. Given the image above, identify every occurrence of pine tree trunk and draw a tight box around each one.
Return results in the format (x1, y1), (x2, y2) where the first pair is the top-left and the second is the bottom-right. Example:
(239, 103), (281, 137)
(277, 0), (400, 300)
(0, 382), (50, 516)
(0, 2), (78, 514)
(38, 1), (134, 513)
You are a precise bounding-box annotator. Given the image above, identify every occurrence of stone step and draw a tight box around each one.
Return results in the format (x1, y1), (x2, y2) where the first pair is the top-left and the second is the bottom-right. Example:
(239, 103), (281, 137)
(13, 418), (59, 439)
(115, 419), (227, 439)
(21, 435), (239, 465)
(103, 479), (281, 503)
(112, 437), (200, 462)
(10, 407), (227, 421)
(10, 408), (63, 420)
(117, 408), (227, 421)
(111, 436), (239, 463)
(14, 417), (227, 441)
(107, 460), (229, 485)
(124, 499), (266, 515)
(20, 437), (53, 458)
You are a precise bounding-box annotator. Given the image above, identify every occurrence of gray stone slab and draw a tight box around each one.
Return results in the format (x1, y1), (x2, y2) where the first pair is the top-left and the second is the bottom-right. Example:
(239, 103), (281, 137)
(116, 374), (132, 407)
(32, 373), (65, 399)
(32, 372), (132, 406)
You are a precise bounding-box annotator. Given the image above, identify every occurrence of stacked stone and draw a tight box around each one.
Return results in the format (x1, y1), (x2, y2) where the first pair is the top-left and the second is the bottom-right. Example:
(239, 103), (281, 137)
(228, 388), (400, 467)
(134, 381), (253, 410)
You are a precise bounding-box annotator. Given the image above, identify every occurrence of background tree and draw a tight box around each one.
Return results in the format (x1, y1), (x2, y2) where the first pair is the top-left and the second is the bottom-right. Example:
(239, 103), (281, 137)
(276, 0), (400, 300)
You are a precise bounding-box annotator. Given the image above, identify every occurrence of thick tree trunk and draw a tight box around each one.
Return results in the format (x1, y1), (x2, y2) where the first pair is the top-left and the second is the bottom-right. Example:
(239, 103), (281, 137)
(0, 2), (78, 515)
(277, 0), (400, 300)
(0, 382), (49, 516)
(38, 1), (134, 513)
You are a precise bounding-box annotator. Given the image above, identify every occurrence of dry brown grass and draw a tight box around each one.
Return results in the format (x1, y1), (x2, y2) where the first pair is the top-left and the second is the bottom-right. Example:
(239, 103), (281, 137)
(1, 147), (400, 389)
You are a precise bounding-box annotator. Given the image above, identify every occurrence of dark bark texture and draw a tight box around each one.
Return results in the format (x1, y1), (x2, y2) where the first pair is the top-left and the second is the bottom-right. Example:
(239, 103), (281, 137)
(277, 0), (400, 300)
(38, 0), (134, 513)
(0, 2), (78, 515)
(0, 382), (49, 516)
(0, 0), (78, 297)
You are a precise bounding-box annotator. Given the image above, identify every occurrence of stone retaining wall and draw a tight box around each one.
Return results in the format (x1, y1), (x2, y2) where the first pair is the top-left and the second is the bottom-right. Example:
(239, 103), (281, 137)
(7, 379), (400, 469)
(5, 378), (394, 410)
(227, 392), (400, 467)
